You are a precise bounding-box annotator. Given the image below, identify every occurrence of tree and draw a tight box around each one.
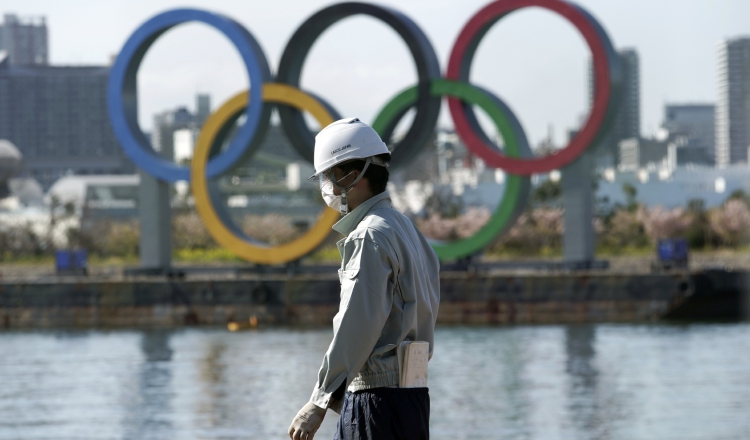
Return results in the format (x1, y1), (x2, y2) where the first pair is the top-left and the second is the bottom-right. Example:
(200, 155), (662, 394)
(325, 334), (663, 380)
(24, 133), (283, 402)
(533, 179), (561, 205)
(685, 199), (711, 248)
(622, 183), (637, 211)
(727, 189), (750, 207)
(423, 187), (463, 219)
(709, 199), (750, 247)
(637, 206), (691, 243)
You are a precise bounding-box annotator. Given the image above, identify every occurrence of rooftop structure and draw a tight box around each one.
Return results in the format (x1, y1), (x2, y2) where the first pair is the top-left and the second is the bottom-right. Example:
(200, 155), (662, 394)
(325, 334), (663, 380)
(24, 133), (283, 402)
(0, 13), (48, 66)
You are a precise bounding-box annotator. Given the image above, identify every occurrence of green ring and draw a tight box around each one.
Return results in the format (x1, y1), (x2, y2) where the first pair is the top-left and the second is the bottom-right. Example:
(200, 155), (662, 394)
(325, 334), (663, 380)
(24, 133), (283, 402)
(372, 79), (531, 260)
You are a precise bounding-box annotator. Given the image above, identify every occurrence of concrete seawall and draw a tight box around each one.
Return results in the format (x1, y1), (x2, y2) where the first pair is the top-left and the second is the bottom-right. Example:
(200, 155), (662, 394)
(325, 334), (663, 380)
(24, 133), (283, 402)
(3, 269), (742, 329)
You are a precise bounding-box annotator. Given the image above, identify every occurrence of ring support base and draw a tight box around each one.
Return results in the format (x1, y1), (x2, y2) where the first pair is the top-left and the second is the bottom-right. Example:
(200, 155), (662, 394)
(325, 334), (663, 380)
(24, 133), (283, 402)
(138, 171), (172, 271)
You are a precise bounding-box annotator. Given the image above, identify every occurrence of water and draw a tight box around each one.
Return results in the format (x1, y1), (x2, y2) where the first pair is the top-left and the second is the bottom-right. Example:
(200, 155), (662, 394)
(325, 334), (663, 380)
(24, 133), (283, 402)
(0, 324), (749, 440)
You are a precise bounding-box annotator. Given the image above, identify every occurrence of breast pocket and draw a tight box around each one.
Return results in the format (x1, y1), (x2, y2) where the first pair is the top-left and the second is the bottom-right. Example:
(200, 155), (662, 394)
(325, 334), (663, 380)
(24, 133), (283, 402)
(337, 268), (359, 302)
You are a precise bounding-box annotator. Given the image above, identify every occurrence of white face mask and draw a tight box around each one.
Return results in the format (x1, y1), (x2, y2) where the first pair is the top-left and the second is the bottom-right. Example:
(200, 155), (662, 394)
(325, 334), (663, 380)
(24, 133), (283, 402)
(319, 160), (371, 216)
(320, 171), (357, 215)
(320, 179), (346, 214)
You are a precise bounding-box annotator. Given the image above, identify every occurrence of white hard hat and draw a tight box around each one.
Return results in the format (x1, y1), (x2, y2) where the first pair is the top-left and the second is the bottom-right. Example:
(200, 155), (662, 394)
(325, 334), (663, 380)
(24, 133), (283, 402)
(309, 117), (390, 179)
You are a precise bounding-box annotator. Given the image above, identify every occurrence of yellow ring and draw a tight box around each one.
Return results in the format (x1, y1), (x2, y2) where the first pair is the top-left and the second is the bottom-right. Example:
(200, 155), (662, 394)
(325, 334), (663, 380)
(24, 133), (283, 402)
(191, 83), (339, 264)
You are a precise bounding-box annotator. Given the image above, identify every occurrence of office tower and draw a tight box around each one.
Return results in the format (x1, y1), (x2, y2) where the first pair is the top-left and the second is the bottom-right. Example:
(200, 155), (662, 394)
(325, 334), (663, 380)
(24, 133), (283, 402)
(716, 37), (750, 167)
(152, 94), (213, 163)
(615, 49), (641, 142)
(0, 59), (134, 189)
(662, 104), (715, 166)
(152, 107), (194, 159)
(664, 104), (715, 148)
(588, 48), (640, 168)
(0, 14), (48, 66)
(195, 94), (211, 129)
(618, 138), (669, 172)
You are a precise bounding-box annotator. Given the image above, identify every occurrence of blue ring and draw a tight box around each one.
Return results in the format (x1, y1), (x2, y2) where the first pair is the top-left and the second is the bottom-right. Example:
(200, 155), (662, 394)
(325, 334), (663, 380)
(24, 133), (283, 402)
(107, 9), (271, 182)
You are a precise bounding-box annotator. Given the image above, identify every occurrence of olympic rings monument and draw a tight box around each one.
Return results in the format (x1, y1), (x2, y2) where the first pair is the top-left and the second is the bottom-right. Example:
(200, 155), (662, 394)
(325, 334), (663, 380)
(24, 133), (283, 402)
(107, 0), (622, 273)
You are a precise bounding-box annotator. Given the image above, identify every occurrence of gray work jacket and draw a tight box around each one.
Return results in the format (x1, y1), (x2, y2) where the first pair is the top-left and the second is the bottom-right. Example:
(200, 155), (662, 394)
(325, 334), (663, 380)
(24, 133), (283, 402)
(309, 192), (440, 411)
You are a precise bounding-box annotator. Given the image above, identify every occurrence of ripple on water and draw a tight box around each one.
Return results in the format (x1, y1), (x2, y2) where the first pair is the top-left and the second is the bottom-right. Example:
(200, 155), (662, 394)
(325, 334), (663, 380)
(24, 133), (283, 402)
(0, 324), (748, 439)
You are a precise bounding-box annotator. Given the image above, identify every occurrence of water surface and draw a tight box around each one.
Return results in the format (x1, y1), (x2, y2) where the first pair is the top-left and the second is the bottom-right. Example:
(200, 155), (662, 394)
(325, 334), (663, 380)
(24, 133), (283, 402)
(0, 324), (748, 439)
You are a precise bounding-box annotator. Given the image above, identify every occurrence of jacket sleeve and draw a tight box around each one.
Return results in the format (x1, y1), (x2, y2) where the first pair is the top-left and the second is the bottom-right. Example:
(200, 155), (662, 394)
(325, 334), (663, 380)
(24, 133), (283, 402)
(309, 236), (395, 410)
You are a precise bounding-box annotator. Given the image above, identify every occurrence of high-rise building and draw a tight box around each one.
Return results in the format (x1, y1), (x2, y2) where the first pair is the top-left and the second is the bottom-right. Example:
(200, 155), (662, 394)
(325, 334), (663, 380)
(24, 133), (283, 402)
(0, 58), (134, 189)
(0, 14), (48, 66)
(195, 94), (211, 129)
(618, 138), (668, 172)
(152, 107), (194, 159)
(664, 104), (715, 148)
(615, 49), (641, 141)
(588, 48), (640, 168)
(716, 37), (750, 167)
(662, 104), (715, 166)
(151, 94), (211, 163)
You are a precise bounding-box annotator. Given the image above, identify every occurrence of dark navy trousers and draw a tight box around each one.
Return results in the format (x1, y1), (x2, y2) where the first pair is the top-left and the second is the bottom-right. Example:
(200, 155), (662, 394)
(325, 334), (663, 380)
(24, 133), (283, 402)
(334, 388), (430, 440)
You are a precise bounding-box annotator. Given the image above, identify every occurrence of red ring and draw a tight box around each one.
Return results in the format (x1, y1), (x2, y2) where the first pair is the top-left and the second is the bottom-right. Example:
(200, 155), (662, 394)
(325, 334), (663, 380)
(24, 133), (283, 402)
(446, 0), (611, 175)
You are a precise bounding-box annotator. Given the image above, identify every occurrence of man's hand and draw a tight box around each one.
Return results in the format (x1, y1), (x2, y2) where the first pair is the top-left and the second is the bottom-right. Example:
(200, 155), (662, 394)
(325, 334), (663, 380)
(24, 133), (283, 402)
(288, 402), (326, 440)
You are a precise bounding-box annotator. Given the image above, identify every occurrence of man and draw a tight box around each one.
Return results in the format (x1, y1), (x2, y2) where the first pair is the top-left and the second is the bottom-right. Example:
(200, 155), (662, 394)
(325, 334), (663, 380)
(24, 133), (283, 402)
(288, 118), (440, 440)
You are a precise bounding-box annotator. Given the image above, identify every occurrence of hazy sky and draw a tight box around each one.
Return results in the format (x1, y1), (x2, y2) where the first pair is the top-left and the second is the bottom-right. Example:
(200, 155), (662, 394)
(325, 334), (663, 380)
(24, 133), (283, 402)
(5, 0), (750, 147)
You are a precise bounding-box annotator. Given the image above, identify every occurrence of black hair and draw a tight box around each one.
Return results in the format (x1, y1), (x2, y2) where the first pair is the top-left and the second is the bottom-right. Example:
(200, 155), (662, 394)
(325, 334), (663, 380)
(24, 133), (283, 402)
(336, 153), (390, 195)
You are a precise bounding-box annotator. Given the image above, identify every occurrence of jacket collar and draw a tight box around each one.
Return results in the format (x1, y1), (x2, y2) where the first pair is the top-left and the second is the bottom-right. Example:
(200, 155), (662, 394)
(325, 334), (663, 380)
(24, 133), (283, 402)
(332, 192), (392, 236)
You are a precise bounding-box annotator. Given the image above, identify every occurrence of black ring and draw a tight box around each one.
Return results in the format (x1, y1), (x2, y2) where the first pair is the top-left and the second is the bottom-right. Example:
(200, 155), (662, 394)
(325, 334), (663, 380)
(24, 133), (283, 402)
(276, 2), (441, 169)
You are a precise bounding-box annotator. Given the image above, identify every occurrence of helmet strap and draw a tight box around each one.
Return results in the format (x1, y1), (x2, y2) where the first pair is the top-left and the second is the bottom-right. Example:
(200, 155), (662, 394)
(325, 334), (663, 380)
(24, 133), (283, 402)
(332, 157), (373, 215)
